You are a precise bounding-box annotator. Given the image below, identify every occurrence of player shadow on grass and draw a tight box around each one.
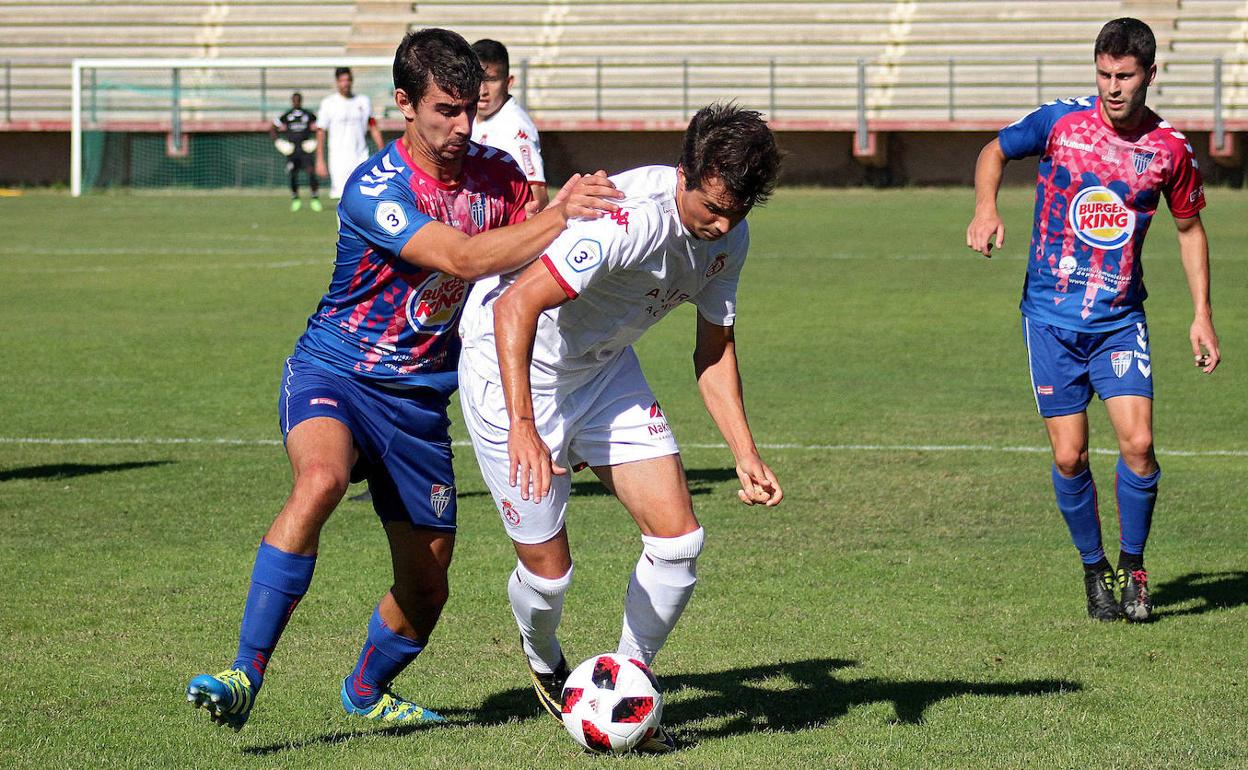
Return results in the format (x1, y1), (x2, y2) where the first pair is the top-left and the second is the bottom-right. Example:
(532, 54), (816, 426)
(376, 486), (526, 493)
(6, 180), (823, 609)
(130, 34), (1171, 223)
(461, 658), (1081, 747)
(240, 721), (452, 756)
(239, 658), (1080, 755)
(0, 460), (173, 482)
(1150, 571), (1248, 618)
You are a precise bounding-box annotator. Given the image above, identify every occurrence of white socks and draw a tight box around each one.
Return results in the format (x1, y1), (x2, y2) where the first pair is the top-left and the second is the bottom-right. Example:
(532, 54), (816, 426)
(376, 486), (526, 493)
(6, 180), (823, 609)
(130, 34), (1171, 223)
(508, 560), (573, 674)
(618, 527), (705, 665)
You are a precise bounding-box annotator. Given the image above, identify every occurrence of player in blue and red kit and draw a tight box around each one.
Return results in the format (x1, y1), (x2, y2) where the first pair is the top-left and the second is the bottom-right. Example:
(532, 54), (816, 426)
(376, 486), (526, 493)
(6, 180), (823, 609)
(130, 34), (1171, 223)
(185, 28), (621, 730)
(967, 18), (1221, 622)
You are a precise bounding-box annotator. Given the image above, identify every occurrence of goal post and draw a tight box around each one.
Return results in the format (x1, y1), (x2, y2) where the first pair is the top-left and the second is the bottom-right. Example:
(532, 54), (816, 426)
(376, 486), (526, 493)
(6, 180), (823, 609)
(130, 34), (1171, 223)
(70, 57), (393, 196)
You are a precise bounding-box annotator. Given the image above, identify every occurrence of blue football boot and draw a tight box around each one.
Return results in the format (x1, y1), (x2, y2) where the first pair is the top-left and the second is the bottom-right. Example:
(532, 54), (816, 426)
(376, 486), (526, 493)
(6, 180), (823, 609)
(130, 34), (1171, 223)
(340, 677), (445, 724)
(186, 668), (256, 731)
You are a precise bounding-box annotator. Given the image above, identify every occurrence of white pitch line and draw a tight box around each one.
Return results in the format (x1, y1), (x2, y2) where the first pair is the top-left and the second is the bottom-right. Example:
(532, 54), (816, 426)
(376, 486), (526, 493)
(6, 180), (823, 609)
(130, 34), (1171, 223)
(1, 436), (1245, 458)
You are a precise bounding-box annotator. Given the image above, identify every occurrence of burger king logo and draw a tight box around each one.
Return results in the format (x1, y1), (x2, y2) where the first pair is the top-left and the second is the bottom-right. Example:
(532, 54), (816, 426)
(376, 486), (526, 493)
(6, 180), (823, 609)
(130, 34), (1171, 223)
(406, 272), (466, 334)
(1069, 186), (1135, 250)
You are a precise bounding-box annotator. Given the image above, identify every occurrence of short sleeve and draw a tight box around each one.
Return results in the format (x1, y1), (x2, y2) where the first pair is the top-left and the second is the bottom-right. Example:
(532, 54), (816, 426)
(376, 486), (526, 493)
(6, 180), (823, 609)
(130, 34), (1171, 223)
(515, 120), (545, 183)
(997, 97), (1090, 160)
(307, 110), (317, 124)
(998, 106), (1056, 160)
(508, 172), (532, 225)
(1164, 139), (1206, 219)
(694, 226), (747, 326)
(317, 97), (334, 125)
(272, 112), (285, 129)
(337, 177), (434, 258)
(539, 203), (662, 299)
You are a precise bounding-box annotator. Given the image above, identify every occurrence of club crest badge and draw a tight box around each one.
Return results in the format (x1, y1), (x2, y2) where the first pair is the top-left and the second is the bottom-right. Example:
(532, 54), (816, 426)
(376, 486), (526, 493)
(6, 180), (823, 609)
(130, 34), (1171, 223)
(430, 484), (453, 518)
(501, 500), (521, 527)
(1111, 351), (1133, 378)
(1132, 149), (1156, 175)
(469, 194), (486, 230)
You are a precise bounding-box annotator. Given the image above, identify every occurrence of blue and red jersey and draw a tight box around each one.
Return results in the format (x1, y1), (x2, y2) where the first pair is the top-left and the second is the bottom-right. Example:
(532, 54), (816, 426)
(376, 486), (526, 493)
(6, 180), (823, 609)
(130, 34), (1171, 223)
(293, 140), (530, 393)
(999, 96), (1205, 333)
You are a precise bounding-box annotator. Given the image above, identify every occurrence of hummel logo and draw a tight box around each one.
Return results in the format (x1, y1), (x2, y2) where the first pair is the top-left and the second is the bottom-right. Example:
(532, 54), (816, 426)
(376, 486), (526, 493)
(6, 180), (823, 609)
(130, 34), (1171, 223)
(1059, 136), (1096, 153)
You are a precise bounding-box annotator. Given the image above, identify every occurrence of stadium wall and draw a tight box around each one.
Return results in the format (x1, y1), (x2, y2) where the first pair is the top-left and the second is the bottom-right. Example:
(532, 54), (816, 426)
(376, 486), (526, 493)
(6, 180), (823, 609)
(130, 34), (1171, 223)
(0, 129), (1237, 189)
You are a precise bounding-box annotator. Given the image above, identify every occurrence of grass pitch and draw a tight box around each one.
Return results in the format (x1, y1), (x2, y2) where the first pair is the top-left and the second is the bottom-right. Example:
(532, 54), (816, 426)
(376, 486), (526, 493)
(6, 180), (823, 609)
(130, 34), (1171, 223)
(1, 186), (1245, 769)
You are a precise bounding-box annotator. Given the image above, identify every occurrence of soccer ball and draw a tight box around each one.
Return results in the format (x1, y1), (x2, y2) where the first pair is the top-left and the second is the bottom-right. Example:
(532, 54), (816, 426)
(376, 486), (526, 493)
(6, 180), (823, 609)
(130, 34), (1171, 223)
(560, 653), (664, 753)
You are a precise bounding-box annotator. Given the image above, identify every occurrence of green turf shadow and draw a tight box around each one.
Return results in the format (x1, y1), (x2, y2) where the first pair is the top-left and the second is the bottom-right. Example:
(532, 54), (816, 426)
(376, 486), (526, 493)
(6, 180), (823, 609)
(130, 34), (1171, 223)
(0, 460), (174, 482)
(1150, 571), (1248, 618)
(457, 658), (1081, 749)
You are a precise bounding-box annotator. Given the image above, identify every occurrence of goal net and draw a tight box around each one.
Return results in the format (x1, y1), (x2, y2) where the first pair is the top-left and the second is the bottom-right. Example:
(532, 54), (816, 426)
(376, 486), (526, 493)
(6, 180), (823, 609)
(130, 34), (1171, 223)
(71, 57), (393, 196)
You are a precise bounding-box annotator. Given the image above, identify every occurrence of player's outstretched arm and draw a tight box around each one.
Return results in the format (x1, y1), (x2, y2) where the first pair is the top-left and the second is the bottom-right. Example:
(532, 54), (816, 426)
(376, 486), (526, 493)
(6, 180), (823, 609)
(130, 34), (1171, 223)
(693, 314), (783, 507)
(1175, 214), (1221, 373)
(398, 173), (622, 282)
(493, 262), (574, 502)
(967, 138), (1009, 257)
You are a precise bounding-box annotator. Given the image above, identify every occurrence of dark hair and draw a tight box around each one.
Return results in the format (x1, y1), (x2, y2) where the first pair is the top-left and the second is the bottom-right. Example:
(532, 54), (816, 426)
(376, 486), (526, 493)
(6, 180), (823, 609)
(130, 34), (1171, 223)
(291, 91), (302, 99)
(472, 39), (510, 75)
(679, 103), (781, 209)
(334, 67), (352, 79)
(1094, 18), (1156, 69)
(393, 28), (483, 103)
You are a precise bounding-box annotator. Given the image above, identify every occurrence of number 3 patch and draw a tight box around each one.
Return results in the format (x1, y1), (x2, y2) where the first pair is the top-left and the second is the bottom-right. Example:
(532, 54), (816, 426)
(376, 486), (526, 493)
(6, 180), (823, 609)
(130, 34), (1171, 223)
(375, 201), (408, 235)
(563, 238), (603, 273)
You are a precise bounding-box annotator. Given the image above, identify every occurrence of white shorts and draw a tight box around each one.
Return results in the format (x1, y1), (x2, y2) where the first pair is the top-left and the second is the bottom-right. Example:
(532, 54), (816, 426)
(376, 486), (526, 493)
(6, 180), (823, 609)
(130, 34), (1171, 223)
(328, 151), (366, 199)
(459, 347), (679, 544)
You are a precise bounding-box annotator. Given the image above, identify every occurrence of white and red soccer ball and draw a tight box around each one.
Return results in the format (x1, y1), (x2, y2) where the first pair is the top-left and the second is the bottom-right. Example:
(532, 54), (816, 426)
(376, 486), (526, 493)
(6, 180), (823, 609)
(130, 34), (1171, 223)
(560, 653), (664, 753)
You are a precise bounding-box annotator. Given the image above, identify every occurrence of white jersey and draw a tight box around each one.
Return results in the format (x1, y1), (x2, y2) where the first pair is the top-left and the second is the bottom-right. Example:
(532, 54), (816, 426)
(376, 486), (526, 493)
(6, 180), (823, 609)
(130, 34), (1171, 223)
(318, 93), (372, 161)
(471, 97), (545, 184)
(460, 165), (747, 391)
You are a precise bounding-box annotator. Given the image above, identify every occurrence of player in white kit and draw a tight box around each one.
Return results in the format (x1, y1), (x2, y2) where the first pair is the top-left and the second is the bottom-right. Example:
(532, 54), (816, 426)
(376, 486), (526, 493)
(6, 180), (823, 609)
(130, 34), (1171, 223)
(470, 39), (548, 212)
(458, 104), (783, 750)
(316, 67), (385, 199)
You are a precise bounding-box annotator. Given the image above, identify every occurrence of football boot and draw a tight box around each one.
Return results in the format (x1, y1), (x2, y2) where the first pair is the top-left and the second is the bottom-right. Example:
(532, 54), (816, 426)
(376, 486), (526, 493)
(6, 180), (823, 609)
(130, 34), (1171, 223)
(186, 668), (256, 731)
(1084, 567), (1124, 621)
(1117, 567), (1153, 622)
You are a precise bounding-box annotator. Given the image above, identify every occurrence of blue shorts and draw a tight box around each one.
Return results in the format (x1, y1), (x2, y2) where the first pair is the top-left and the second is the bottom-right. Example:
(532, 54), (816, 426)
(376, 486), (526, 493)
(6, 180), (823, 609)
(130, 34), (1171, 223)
(1022, 316), (1153, 418)
(278, 356), (457, 530)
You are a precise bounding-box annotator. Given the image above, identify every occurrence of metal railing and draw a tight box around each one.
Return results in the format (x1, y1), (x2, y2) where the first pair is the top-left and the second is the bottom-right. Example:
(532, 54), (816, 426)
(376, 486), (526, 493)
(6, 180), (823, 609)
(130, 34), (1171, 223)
(64, 54), (1248, 195)
(62, 55), (1243, 132)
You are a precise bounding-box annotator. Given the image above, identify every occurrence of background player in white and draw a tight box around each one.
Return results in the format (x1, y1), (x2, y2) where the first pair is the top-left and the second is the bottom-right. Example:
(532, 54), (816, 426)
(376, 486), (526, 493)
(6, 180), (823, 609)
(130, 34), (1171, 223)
(316, 67), (385, 199)
(458, 104), (783, 750)
(470, 39), (548, 213)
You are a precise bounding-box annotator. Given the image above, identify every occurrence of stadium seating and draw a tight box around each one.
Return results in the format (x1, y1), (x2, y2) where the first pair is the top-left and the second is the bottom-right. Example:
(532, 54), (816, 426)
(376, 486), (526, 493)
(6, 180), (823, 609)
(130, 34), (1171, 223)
(0, 0), (357, 126)
(0, 0), (1245, 127)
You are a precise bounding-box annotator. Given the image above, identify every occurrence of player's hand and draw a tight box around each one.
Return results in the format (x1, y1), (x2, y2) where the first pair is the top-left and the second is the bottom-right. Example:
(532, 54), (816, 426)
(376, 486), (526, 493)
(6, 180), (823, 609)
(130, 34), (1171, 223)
(966, 209), (1005, 258)
(1190, 316), (1221, 373)
(315, 159), (328, 179)
(734, 454), (783, 507)
(508, 419), (567, 503)
(551, 171), (622, 220)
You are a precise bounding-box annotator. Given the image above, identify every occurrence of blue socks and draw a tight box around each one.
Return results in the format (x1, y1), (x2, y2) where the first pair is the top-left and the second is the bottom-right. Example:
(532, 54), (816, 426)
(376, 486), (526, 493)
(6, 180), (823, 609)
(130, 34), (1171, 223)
(1117, 456), (1160, 558)
(1051, 465), (1105, 566)
(232, 540), (316, 688)
(345, 604), (426, 708)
